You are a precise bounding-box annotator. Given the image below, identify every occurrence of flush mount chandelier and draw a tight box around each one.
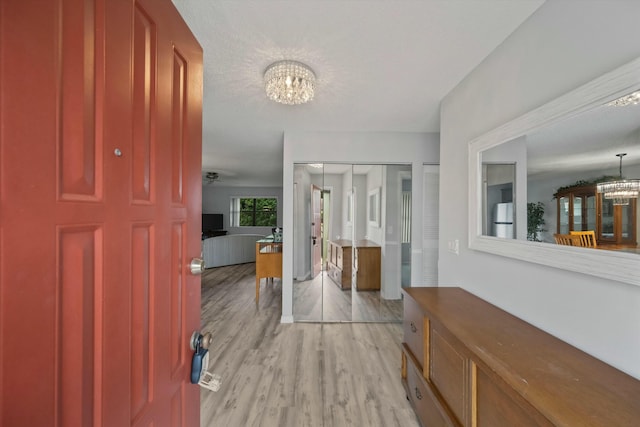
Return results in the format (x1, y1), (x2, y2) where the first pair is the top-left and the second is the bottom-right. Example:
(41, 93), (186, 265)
(596, 153), (640, 205)
(264, 60), (315, 105)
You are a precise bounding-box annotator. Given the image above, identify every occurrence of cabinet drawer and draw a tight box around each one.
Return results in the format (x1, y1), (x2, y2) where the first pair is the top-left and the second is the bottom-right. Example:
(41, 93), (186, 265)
(403, 295), (426, 372)
(328, 264), (341, 285)
(328, 263), (352, 290)
(407, 350), (454, 427)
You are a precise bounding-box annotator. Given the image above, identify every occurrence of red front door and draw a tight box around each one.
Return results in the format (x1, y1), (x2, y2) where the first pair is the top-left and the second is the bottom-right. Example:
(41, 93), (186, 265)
(0, 1), (203, 426)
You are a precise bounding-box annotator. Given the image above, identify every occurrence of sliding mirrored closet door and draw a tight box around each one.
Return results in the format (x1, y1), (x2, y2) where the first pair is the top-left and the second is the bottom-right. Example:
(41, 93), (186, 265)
(351, 164), (410, 322)
(293, 163), (410, 323)
(293, 163), (352, 322)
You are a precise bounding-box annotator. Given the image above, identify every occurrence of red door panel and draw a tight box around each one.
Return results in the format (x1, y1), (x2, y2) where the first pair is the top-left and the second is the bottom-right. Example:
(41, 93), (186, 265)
(0, 1), (203, 426)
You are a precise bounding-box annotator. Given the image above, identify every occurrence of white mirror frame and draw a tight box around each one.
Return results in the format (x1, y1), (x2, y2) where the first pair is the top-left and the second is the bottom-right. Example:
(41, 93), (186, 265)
(469, 57), (640, 287)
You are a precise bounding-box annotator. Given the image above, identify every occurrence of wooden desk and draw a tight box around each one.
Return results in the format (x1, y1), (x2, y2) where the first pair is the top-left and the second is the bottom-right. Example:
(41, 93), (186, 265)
(255, 239), (282, 304)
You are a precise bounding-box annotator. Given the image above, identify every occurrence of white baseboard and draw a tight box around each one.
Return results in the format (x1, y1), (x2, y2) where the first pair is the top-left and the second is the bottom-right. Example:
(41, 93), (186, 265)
(280, 315), (294, 324)
(295, 269), (311, 282)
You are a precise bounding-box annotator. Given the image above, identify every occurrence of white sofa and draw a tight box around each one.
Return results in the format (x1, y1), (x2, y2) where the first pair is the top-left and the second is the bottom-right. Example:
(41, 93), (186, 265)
(202, 234), (265, 268)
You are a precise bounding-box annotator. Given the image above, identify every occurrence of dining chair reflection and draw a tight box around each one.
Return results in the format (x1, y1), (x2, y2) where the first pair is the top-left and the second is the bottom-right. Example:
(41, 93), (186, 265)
(554, 233), (582, 246)
(570, 230), (597, 248)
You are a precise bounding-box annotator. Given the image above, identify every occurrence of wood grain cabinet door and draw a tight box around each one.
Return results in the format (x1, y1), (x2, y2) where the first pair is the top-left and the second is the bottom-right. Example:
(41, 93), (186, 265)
(430, 327), (468, 426)
(475, 367), (553, 427)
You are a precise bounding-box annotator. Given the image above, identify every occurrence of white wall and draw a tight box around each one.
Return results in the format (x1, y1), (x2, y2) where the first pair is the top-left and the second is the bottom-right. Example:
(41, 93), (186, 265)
(282, 132), (440, 322)
(202, 185), (283, 236)
(440, 1), (640, 379)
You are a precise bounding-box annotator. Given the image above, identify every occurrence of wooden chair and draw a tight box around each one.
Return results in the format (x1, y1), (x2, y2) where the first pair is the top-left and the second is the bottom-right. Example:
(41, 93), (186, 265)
(570, 230), (597, 248)
(554, 233), (582, 246)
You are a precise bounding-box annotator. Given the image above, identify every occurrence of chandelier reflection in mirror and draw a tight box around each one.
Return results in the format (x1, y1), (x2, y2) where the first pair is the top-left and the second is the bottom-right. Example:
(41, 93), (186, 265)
(605, 90), (640, 107)
(264, 60), (315, 105)
(596, 153), (640, 205)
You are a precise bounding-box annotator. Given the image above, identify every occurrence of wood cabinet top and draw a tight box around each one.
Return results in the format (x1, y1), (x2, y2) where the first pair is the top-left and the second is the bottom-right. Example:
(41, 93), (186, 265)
(403, 287), (640, 426)
(330, 239), (353, 247)
(354, 239), (380, 248)
(330, 239), (380, 248)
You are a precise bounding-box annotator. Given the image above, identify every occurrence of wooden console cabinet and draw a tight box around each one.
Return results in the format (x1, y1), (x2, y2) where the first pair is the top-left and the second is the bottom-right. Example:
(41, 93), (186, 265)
(327, 239), (381, 291)
(327, 239), (352, 289)
(401, 287), (640, 427)
(353, 240), (380, 291)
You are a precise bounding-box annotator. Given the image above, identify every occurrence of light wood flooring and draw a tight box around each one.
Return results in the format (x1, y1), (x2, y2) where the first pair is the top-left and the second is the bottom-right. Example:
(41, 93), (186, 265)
(293, 272), (403, 322)
(200, 263), (419, 427)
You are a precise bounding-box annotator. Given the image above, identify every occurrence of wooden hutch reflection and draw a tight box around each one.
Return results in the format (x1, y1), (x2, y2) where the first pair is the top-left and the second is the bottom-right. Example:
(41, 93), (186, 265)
(555, 184), (637, 247)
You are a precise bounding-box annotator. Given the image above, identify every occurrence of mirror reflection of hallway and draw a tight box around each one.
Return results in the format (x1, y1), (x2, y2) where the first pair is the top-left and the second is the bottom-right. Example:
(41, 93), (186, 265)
(482, 163), (515, 239)
(293, 163), (410, 323)
(311, 184), (322, 279)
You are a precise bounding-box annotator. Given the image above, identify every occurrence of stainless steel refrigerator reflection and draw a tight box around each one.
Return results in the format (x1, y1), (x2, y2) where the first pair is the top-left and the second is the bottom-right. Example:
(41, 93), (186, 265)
(492, 202), (513, 238)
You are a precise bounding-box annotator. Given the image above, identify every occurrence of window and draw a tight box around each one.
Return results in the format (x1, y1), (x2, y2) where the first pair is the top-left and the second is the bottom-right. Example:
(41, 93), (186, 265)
(230, 197), (277, 227)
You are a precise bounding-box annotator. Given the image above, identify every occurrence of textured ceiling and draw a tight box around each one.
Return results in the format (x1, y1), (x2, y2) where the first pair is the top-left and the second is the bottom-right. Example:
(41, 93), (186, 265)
(527, 100), (640, 180)
(171, 0), (545, 187)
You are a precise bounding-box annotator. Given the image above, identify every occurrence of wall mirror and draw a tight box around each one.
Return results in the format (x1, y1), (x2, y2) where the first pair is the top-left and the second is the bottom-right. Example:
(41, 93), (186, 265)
(293, 163), (411, 322)
(469, 57), (640, 287)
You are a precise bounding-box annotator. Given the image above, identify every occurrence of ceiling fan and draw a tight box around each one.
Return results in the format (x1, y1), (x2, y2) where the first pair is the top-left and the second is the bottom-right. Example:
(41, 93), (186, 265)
(204, 171), (220, 184)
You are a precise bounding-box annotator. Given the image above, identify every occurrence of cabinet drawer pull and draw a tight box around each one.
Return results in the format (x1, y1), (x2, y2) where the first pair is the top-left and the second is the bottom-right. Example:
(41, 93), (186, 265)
(410, 321), (417, 333)
(415, 387), (422, 400)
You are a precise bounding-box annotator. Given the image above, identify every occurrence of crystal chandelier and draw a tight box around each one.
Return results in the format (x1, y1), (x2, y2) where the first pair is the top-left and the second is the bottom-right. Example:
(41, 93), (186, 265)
(596, 153), (640, 205)
(264, 60), (315, 105)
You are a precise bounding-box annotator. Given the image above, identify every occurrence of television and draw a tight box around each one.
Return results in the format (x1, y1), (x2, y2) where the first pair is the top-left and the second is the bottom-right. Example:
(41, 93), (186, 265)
(202, 214), (223, 232)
